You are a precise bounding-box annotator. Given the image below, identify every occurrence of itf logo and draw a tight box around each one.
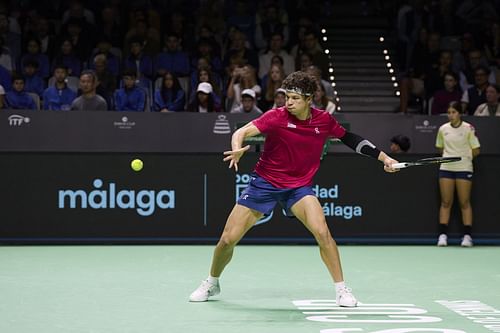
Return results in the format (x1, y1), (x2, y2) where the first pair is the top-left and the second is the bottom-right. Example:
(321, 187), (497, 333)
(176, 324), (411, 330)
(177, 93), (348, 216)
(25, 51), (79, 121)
(8, 114), (30, 126)
(235, 173), (272, 225)
(213, 115), (231, 134)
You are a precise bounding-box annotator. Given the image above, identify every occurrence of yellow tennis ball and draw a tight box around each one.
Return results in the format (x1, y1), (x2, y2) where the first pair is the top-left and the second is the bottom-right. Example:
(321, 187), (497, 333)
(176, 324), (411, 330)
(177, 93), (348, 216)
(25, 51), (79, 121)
(131, 159), (143, 172)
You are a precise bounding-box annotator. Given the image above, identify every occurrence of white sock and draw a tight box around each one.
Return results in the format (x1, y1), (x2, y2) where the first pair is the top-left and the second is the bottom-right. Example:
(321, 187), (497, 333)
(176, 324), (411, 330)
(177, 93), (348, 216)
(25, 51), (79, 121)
(335, 281), (346, 293)
(207, 275), (219, 285)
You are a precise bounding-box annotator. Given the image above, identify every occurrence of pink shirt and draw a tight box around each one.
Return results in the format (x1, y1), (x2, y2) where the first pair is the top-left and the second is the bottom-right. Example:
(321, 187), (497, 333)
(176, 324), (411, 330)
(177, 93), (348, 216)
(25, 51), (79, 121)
(252, 107), (346, 188)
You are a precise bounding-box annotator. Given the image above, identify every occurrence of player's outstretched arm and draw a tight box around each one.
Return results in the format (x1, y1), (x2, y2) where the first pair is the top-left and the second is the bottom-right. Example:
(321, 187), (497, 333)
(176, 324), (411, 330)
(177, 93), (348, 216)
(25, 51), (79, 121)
(339, 131), (399, 173)
(223, 122), (261, 171)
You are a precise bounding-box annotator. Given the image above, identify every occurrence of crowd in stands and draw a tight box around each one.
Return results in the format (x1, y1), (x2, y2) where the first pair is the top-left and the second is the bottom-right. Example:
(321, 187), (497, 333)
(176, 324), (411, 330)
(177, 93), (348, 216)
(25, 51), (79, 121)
(0, 0), (337, 113)
(393, 0), (500, 116)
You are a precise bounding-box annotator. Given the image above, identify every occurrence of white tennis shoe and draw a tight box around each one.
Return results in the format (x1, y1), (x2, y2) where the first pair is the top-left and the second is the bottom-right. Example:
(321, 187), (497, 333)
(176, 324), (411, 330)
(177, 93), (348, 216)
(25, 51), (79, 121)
(189, 279), (220, 302)
(437, 234), (448, 247)
(336, 286), (358, 307)
(461, 235), (473, 247)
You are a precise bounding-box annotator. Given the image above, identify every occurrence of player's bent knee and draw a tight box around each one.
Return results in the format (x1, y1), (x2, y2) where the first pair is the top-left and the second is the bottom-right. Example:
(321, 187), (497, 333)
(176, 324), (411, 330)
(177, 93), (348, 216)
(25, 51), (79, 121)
(313, 227), (334, 246)
(218, 233), (239, 248)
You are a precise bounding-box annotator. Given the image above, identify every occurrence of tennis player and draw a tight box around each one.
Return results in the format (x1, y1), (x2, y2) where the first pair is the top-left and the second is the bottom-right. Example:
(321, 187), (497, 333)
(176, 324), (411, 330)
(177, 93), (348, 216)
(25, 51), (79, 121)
(436, 101), (480, 247)
(190, 71), (399, 306)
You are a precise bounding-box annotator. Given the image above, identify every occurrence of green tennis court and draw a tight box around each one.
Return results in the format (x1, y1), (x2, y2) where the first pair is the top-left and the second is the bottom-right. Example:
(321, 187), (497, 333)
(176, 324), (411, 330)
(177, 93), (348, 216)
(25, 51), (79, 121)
(1, 245), (499, 333)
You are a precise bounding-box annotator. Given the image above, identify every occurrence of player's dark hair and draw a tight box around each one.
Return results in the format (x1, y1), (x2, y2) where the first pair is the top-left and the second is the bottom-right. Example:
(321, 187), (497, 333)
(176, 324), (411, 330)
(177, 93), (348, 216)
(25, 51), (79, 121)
(448, 101), (463, 113)
(282, 71), (317, 97)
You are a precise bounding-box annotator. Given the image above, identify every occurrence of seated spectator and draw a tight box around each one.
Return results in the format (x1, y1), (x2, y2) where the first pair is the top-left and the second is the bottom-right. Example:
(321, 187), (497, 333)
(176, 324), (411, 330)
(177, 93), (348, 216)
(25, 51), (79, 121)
(258, 32), (294, 79)
(153, 71), (185, 112)
(431, 72), (462, 115)
(190, 37), (223, 75)
(59, 17), (93, 63)
(231, 88), (262, 114)
(0, 36), (13, 72)
(187, 82), (221, 112)
(259, 63), (285, 111)
(189, 63), (222, 107)
(22, 59), (45, 97)
(295, 29), (328, 79)
(19, 37), (50, 78)
(226, 64), (261, 112)
(459, 49), (496, 91)
(51, 38), (82, 77)
(297, 52), (313, 72)
(71, 70), (108, 111)
(93, 53), (117, 109)
(461, 66), (491, 115)
(254, 3), (289, 51)
(123, 36), (153, 79)
(474, 84), (500, 116)
(0, 83), (5, 108)
(272, 87), (286, 108)
(0, 64), (11, 91)
(155, 32), (190, 78)
(312, 82), (336, 114)
(114, 69), (145, 112)
(305, 65), (335, 101)
(223, 29), (259, 72)
(124, 18), (161, 56)
(5, 74), (37, 110)
(89, 37), (120, 76)
(43, 65), (77, 111)
(390, 135), (411, 153)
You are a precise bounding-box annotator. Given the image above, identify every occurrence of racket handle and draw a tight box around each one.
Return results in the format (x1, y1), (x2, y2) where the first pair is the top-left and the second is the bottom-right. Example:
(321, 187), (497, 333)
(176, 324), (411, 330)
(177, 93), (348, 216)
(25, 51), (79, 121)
(391, 162), (408, 169)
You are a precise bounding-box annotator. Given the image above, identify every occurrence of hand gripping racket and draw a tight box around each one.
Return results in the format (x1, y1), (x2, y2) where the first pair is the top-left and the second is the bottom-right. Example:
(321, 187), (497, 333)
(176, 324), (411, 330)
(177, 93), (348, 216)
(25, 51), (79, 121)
(392, 157), (461, 169)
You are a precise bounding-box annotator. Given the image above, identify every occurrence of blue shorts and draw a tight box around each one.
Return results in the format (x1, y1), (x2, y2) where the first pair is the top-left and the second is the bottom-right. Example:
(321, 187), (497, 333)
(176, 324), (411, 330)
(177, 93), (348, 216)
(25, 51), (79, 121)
(237, 174), (315, 217)
(439, 170), (473, 180)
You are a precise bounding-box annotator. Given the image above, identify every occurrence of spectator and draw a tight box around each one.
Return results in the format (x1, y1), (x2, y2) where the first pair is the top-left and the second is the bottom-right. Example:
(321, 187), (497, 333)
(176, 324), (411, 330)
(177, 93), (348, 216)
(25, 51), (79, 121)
(89, 37), (120, 77)
(155, 32), (190, 78)
(295, 29), (329, 79)
(97, 6), (124, 49)
(231, 88), (262, 114)
(396, 1), (422, 71)
(71, 70), (107, 111)
(226, 0), (256, 45)
(187, 82), (221, 113)
(0, 35), (13, 72)
(43, 65), (77, 111)
(34, 17), (56, 60)
(272, 87), (286, 108)
(458, 49), (496, 91)
(153, 71), (186, 112)
(22, 59), (45, 97)
(190, 37), (223, 75)
(123, 36), (153, 79)
(254, 4), (289, 50)
(305, 65), (335, 101)
(0, 64), (11, 91)
(0, 83), (4, 108)
(189, 64), (222, 108)
(259, 63), (285, 111)
(390, 135), (411, 153)
(474, 84), (500, 116)
(258, 32), (294, 79)
(297, 52), (313, 72)
(312, 82), (336, 114)
(0, 12), (21, 62)
(124, 18), (161, 56)
(114, 69), (145, 112)
(51, 38), (82, 77)
(60, 17), (93, 63)
(424, 50), (454, 100)
(226, 64), (261, 112)
(223, 29), (259, 72)
(461, 65), (491, 115)
(5, 74), (37, 110)
(19, 38), (50, 78)
(431, 72), (462, 115)
(93, 53), (117, 109)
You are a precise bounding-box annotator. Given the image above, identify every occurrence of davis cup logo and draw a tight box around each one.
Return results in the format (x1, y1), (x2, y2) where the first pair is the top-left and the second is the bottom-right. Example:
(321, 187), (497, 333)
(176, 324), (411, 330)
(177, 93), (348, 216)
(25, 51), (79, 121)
(235, 173), (272, 225)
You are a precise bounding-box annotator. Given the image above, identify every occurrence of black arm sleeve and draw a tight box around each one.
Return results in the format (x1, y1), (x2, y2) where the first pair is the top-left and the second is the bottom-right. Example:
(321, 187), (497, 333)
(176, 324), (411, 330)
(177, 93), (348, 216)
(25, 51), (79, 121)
(339, 131), (381, 159)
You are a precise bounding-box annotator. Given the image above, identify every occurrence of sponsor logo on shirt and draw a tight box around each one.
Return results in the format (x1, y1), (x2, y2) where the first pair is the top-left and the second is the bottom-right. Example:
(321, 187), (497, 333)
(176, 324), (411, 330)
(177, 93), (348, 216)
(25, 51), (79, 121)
(315, 127), (320, 134)
(287, 122), (296, 128)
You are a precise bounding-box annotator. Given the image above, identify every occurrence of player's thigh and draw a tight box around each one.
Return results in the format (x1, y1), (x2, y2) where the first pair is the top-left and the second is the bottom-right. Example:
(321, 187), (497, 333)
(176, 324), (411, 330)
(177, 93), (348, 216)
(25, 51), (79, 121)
(221, 204), (263, 242)
(290, 195), (330, 236)
(455, 179), (472, 204)
(439, 177), (455, 203)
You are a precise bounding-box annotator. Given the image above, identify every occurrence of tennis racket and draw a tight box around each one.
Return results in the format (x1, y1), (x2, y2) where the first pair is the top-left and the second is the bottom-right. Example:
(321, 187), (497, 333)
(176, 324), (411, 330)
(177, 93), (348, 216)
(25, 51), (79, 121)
(392, 157), (461, 169)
